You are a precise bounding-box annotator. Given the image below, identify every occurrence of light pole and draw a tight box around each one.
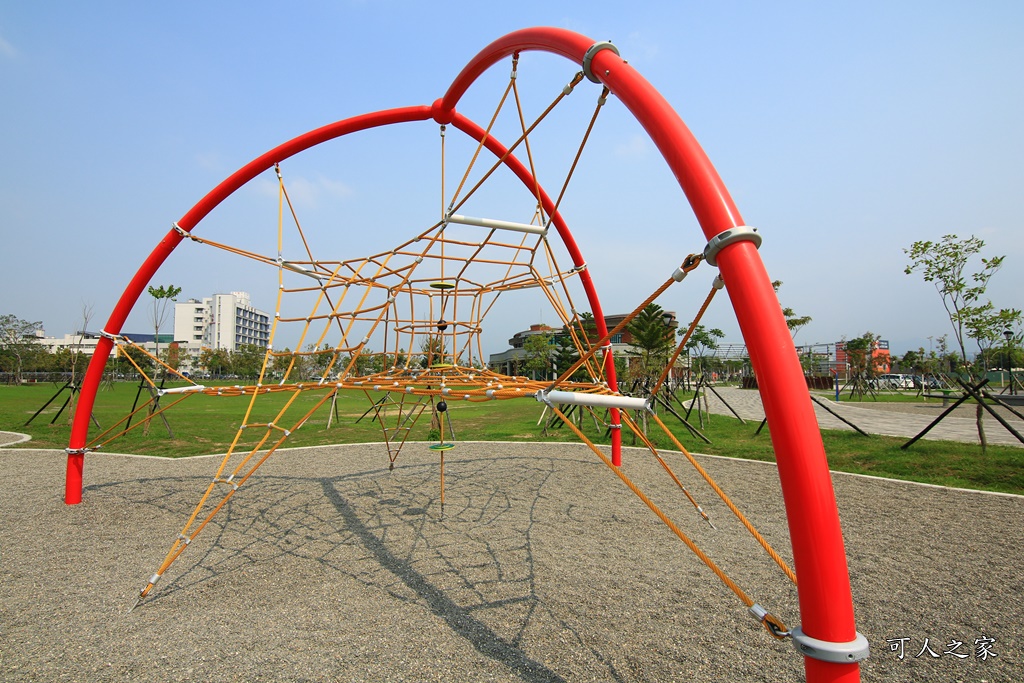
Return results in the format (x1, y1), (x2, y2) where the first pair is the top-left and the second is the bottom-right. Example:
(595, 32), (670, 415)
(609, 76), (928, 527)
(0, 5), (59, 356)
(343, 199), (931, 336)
(1004, 329), (1016, 395)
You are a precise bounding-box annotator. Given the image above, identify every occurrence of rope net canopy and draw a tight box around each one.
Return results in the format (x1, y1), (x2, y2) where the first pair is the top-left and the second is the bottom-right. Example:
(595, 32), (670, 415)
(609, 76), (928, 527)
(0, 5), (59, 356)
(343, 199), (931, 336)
(82, 53), (627, 459)
(65, 26), (865, 682)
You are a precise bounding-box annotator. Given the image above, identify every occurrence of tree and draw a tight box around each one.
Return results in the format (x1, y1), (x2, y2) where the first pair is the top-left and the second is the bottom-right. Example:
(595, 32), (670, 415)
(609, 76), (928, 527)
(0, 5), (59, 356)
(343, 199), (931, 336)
(962, 304), (1022, 372)
(523, 331), (553, 380)
(843, 331), (886, 399)
(552, 331), (584, 380)
(684, 324), (724, 378)
(904, 235), (1005, 365)
(418, 335), (447, 368)
(771, 280), (813, 339)
(0, 314), (43, 384)
(198, 347), (231, 377)
(309, 343), (336, 378)
(230, 344), (266, 379)
(905, 234), (1020, 448)
(162, 342), (183, 373)
(147, 284), (181, 376)
(626, 303), (675, 385)
(115, 343), (153, 379)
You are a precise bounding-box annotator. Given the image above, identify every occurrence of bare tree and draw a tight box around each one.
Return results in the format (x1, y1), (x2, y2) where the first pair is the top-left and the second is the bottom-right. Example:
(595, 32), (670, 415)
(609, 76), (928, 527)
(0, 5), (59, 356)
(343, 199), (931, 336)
(65, 302), (94, 425)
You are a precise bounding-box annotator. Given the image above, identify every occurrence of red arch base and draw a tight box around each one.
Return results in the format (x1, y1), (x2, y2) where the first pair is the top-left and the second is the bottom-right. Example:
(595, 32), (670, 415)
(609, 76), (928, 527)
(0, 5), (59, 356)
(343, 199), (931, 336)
(66, 26), (863, 682)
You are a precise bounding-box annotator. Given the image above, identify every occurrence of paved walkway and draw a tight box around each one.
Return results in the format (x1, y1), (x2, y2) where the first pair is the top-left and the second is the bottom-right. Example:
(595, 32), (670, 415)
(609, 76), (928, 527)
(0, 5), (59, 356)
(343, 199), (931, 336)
(691, 386), (1024, 448)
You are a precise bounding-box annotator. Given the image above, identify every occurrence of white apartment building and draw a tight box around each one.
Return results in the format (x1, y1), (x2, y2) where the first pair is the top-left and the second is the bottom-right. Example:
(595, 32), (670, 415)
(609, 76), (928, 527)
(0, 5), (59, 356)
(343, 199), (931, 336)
(174, 291), (270, 353)
(35, 331), (103, 356)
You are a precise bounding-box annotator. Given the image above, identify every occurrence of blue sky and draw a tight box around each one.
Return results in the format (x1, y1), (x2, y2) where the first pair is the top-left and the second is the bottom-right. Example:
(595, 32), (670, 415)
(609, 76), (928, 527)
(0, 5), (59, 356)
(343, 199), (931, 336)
(2, 1), (1022, 359)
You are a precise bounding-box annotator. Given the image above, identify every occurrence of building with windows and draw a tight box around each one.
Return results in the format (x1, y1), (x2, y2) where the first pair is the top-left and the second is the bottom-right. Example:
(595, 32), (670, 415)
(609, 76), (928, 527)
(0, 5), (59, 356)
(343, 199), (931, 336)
(174, 292), (270, 354)
(487, 313), (681, 378)
(835, 338), (891, 378)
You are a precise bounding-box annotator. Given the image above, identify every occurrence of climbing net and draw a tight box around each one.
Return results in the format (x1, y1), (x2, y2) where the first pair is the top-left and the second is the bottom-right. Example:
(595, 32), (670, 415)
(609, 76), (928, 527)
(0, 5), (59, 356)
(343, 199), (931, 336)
(67, 31), (867, 675)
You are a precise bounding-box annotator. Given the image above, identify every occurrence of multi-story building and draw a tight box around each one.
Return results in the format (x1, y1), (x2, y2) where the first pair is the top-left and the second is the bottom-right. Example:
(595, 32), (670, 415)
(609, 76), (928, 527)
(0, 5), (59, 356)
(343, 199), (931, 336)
(174, 292), (270, 354)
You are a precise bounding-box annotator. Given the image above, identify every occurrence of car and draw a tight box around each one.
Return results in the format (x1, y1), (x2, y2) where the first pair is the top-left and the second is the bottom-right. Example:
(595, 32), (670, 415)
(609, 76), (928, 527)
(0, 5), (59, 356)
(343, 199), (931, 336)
(870, 373), (915, 390)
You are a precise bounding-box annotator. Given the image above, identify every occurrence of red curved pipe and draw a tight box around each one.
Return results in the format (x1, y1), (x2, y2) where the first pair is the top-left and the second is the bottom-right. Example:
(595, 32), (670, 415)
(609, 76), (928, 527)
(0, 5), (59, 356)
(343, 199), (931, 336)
(66, 106), (434, 503)
(437, 26), (861, 682)
(68, 27), (861, 681)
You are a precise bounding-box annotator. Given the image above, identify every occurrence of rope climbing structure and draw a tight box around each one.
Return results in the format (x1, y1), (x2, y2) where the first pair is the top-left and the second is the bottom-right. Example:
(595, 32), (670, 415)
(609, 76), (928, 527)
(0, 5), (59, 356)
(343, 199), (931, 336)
(65, 27), (866, 682)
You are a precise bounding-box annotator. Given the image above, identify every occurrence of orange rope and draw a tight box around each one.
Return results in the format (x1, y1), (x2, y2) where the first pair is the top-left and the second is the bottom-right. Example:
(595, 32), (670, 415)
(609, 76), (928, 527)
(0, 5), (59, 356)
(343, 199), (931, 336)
(547, 255), (701, 390)
(549, 407), (755, 604)
(618, 410), (712, 526)
(546, 403), (791, 639)
(651, 283), (719, 396)
(648, 411), (797, 585)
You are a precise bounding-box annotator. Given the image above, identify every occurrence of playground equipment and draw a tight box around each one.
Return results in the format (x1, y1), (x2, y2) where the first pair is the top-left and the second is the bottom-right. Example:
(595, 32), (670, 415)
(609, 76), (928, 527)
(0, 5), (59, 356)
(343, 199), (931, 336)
(65, 27), (866, 681)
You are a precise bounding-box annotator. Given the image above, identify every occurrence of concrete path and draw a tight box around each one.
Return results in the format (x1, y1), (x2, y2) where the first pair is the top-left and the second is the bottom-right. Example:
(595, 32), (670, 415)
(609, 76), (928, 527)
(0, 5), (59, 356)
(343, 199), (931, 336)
(690, 386), (1024, 448)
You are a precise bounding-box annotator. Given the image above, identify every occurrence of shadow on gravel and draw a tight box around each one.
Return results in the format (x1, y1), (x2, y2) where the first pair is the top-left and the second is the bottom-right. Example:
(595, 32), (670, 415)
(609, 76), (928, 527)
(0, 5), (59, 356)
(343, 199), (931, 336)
(320, 478), (569, 683)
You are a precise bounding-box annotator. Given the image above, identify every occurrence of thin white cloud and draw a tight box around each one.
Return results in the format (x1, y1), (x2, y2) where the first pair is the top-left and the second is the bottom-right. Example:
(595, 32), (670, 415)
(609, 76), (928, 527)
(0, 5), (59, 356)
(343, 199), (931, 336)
(0, 34), (18, 59)
(622, 31), (660, 63)
(253, 174), (354, 206)
(195, 152), (223, 172)
(614, 134), (649, 159)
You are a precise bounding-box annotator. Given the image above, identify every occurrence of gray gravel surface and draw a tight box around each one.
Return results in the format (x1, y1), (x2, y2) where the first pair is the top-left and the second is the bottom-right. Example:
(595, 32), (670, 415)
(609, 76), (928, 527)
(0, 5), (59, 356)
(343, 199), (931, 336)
(1, 442), (1021, 682)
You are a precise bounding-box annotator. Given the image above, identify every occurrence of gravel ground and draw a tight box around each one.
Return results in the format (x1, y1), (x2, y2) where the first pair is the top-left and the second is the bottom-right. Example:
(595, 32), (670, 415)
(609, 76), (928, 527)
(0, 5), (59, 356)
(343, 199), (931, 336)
(1, 442), (1021, 682)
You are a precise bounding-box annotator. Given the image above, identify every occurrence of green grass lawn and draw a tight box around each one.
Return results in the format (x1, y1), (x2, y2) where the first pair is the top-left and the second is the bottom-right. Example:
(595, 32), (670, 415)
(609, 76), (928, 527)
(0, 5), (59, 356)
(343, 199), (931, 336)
(2, 382), (1022, 495)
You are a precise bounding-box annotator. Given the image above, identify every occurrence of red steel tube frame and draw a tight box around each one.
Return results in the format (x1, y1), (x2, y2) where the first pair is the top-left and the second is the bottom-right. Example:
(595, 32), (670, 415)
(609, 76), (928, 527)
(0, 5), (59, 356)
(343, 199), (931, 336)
(67, 26), (861, 681)
(437, 26), (863, 682)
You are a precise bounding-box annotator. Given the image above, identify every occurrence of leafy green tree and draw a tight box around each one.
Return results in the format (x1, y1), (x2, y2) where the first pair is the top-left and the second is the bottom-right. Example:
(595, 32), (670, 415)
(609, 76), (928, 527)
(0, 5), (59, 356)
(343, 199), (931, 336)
(962, 304), (1022, 372)
(905, 234), (1020, 447)
(230, 344), (266, 379)
(0, 313), (44, 384)
(198, 347), (231, 377)
(115, 343), (153, 378)
(844, 331), (886, 399)
(685, 324), (724, 378)
(626, 304), (675, 384)
(904, 235), (1006, 365)
(552, 332), (584, 380)
(523, 331), (553, 380)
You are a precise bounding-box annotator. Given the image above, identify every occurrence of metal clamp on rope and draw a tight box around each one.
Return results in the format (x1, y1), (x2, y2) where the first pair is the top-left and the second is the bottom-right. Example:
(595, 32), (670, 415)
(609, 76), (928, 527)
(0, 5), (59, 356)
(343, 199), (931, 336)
(65, 447), (90, 455)
(749, 604), (791, 640)
(672, 253), (702, 282)
(792, 627), (870, 664)
(703, 226), (761, 267)
(583, 41), (620, 83)
(213, 477), (239, 491)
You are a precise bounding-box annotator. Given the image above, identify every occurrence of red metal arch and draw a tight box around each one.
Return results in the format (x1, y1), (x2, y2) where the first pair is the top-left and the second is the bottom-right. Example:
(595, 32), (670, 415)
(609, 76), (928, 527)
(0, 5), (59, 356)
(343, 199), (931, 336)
(67, 27), (862, 681)
(437, 27), (863, 682)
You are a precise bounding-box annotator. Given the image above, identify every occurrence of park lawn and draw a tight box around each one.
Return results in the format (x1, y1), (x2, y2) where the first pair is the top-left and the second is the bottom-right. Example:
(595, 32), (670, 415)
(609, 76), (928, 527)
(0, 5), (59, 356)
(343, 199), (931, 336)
(2, 382), (1022, 495)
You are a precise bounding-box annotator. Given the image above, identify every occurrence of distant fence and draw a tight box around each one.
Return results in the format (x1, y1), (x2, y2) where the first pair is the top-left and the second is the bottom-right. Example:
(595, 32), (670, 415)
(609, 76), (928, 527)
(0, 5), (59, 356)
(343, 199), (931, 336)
(742, 375), (833, 390)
